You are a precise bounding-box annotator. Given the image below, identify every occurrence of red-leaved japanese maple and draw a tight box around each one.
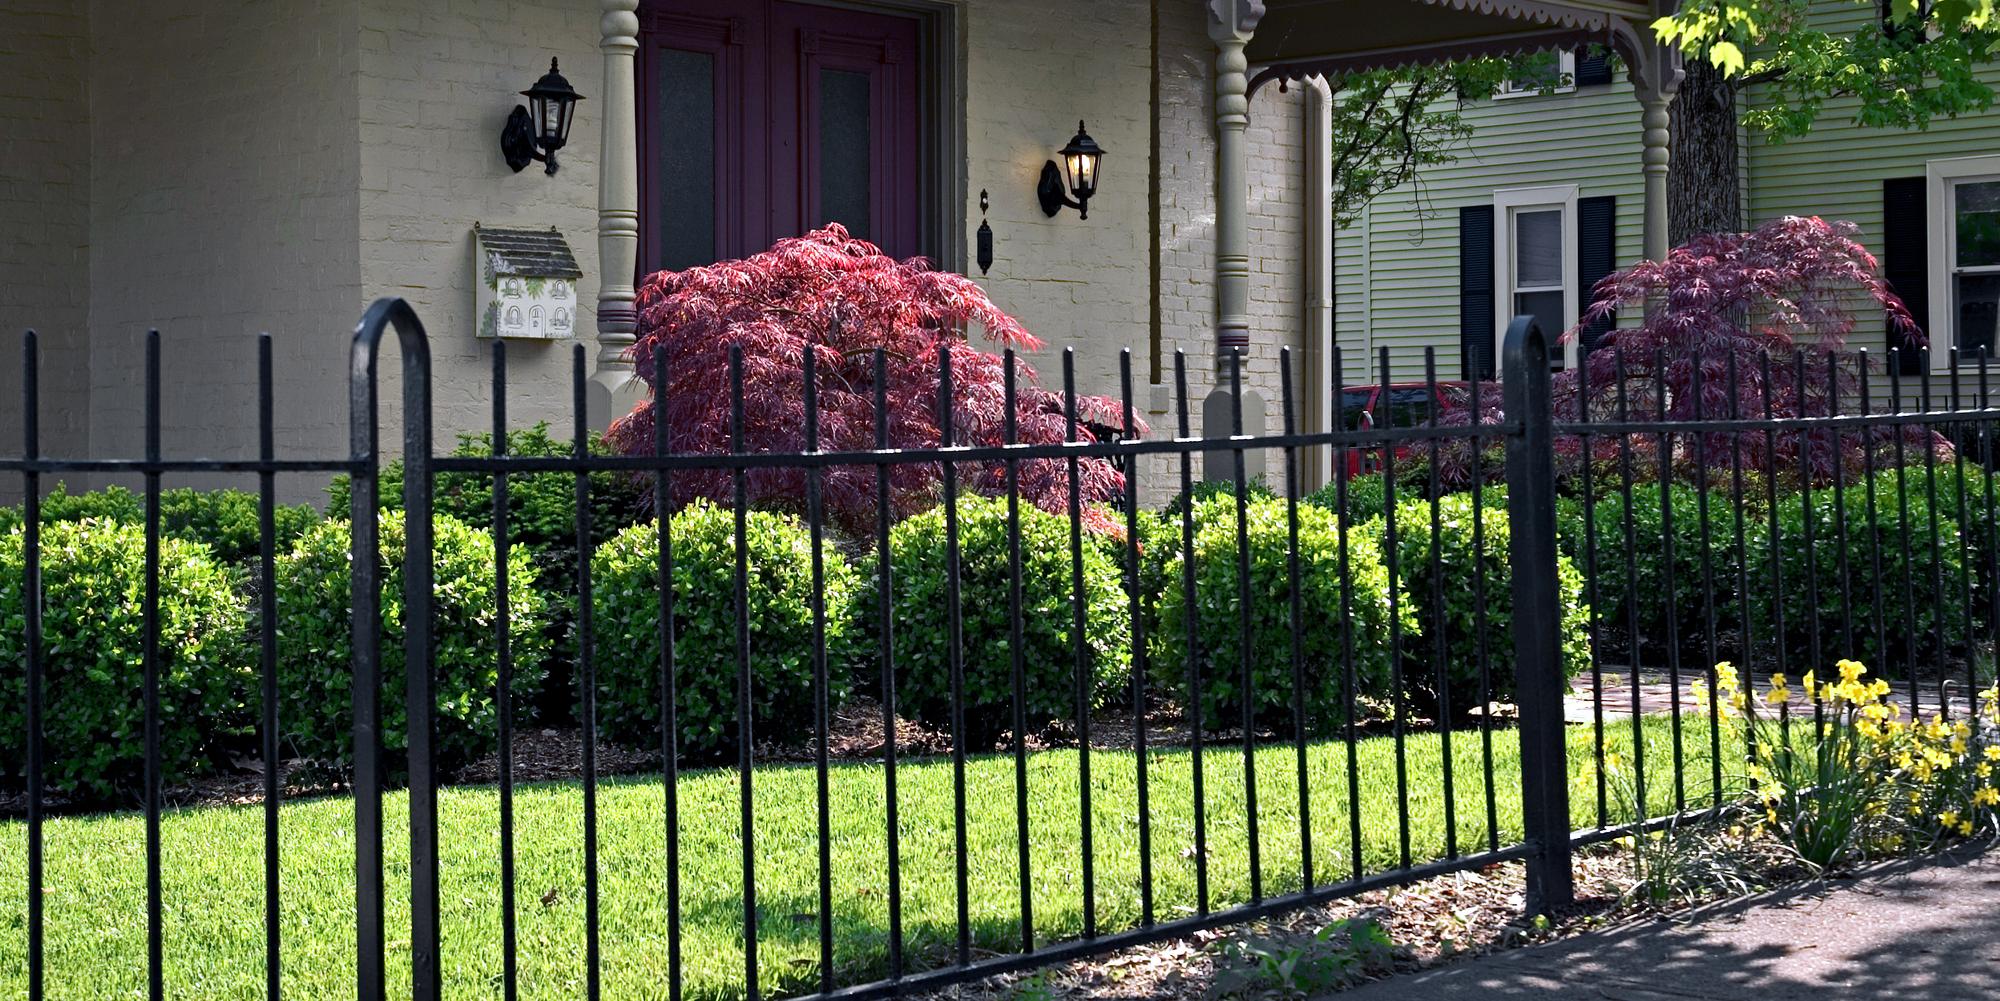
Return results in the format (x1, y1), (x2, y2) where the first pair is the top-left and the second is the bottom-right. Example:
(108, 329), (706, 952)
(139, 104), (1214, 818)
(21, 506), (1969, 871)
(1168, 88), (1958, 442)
(1427, 216), (1944, 488)
(1554, 215), (1942, 483)
(604, 225), (1137, 534)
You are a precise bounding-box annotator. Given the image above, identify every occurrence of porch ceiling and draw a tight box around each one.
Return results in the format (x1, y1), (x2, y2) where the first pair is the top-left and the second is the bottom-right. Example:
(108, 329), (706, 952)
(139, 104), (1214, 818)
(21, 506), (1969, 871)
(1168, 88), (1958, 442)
(1248, 0), (1657, 87)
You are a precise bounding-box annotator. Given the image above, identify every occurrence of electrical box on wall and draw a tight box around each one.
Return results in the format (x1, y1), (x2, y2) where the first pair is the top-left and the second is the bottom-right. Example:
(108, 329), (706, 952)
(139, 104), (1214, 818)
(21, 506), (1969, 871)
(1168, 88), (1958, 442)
(475, 224), (583, 339)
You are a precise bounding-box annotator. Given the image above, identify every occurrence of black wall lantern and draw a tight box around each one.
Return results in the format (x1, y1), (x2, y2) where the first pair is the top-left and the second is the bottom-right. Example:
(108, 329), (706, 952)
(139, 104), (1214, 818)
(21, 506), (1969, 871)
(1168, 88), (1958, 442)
(502, 58), (584, 175)
(1037, 121), (1104, 219)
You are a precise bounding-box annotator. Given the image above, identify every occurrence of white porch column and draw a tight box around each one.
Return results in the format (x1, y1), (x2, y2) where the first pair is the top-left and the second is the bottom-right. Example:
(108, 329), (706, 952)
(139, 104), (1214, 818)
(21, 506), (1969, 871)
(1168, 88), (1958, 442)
(1628, 35), (1684, 265)
(1302, 76), (1335, 490)
(1207, 0), (1264, 369)
(591, 0), (643, 424)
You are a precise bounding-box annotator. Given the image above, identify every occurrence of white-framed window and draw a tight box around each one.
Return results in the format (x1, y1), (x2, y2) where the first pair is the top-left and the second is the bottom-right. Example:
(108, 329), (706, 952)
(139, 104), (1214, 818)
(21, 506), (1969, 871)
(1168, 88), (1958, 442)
(1494, 185), (1579, 372)
(1494, 50), (1576, 99)
(1930, 155), (2000, 368)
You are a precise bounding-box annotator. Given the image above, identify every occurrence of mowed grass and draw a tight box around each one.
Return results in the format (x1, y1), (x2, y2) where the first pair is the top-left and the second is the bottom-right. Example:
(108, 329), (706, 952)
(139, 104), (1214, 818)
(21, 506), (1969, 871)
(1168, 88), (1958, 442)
(0, 719), (1732, 1000)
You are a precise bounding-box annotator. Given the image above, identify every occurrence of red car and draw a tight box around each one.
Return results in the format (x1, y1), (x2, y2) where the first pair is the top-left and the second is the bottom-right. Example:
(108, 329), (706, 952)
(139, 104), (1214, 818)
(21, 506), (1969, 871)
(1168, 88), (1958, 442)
(1338, 381), (1471, 476)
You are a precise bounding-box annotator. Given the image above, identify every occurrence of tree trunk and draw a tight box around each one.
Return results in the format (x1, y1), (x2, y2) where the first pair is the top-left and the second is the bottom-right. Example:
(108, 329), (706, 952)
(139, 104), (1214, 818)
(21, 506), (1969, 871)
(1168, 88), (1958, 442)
(1668, 58), (1741, 246)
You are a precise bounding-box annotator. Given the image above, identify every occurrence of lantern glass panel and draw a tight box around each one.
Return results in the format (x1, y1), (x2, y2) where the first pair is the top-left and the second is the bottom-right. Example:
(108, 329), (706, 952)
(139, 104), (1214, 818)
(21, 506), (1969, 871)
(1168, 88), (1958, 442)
(1066, 152), (1097, 196)
(556, 96), (576, 146)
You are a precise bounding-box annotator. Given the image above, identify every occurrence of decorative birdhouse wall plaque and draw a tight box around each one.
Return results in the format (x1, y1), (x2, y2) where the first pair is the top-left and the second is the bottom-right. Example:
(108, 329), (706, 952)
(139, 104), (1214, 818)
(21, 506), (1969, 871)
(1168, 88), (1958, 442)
(475, 225), (584, 339)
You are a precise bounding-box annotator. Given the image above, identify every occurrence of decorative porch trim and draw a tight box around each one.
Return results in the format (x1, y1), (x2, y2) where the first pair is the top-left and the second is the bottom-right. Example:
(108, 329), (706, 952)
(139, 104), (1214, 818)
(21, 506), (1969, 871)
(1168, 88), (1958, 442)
(1250, 26), (1603, 93)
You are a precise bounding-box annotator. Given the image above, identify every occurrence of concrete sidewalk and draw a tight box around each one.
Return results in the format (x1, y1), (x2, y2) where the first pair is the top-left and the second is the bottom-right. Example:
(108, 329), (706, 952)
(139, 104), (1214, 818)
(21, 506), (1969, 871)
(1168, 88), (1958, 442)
(1337, 844), (2000, 1000)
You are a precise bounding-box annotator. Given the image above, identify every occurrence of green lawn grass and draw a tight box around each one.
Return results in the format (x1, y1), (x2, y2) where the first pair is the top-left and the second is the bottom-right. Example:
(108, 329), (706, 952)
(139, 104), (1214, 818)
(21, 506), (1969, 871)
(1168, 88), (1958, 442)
(0, 719), (1733, 1000)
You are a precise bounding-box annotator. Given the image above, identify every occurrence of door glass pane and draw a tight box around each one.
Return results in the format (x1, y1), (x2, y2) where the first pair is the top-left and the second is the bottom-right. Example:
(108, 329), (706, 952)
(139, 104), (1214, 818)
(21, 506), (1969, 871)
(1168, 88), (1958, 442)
(819, 68), (872, 240)
(656, 48), (715, 270)
(1514, 209), (1564, 287)
(1515, 289), (1567, 364)
(1958, 273), (2000, 361)
(1957, 181), (2000, 268)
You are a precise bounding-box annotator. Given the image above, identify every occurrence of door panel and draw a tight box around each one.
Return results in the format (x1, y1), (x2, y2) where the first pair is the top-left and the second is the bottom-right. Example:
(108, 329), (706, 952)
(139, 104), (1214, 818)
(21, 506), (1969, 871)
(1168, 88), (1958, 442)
(638, 1), (769, 270)
(639, 0), (923, 273)
(770, 1), (921, 257)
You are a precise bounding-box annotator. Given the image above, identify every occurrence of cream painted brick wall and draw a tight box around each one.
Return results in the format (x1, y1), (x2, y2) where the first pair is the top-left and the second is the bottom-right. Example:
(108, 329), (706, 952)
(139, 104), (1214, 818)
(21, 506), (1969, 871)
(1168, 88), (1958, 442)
(960, 0), (1154, 421)
(87, 0), (362, 500)
(358, 0), (604, 448)
(0, 0), (90, 499)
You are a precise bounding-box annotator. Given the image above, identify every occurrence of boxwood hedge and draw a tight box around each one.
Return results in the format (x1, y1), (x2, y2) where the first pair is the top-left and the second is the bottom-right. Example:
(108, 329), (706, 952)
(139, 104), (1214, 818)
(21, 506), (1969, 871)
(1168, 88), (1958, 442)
(273, 510), (549, 776)
(591, 503), (864, 759)
(0, 519), (252, 803)
(1153, 495), (1410, 735)
(877, 495), (1130, 748)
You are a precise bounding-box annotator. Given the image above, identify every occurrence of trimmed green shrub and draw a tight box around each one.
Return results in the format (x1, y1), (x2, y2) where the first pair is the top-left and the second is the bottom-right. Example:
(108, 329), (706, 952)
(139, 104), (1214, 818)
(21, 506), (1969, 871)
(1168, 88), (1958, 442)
(329, 423), (648, 718)
(592, 504), (863, 758)
(1585, 484), (1748, 653)
(0, 484), (320, 567)
(273, 511), (549, 776)
(881, 495), (1130, 748)
(1554, 494), (1587, 568)
(158, 489), (321, 566)
(1374, 495), (1591, 718)
(1153, 495), (1410, 735)
(1869, 462), (1999, 625)
(1099, 507), (1180, 679)
(1749, 483), (1966, 674)
(1303, 473), (1390, 523)
(0, 519), (252, 803)
(36, 482), (142, 523)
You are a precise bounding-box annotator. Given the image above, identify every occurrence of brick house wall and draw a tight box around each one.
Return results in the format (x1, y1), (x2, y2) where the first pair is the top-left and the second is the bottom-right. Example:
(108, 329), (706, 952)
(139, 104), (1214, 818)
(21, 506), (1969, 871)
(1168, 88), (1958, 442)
(6, 0), (1322, 506)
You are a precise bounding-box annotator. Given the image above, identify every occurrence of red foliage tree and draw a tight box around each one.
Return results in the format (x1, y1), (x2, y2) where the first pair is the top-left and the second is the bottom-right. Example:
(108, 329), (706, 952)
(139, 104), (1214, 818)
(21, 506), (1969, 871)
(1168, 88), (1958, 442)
(1428, 216), (1945, 488)
(604, 225), (1138, 534)
(1553, 215), (1944, 483)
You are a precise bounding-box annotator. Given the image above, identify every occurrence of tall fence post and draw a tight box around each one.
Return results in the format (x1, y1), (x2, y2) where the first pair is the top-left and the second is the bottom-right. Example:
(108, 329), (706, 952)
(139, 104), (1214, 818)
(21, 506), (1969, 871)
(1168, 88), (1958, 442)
(1501, 315), (1574, 914)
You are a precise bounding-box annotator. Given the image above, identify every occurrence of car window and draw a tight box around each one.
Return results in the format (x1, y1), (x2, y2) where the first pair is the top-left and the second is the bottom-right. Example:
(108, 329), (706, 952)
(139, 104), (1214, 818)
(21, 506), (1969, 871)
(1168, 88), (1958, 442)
(1387, 388), (1435, 428)
(1339, 390), (1374, 430)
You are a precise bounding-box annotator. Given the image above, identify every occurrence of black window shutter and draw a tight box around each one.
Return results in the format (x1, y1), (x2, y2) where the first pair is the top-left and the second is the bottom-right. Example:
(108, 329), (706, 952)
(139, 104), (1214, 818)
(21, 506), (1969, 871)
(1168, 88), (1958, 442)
(1461, 205), (1497, 379)
(1881, 176), (1930, 372)
(1577, 196), (1617, 356)
(1575, 47), (1613, 87)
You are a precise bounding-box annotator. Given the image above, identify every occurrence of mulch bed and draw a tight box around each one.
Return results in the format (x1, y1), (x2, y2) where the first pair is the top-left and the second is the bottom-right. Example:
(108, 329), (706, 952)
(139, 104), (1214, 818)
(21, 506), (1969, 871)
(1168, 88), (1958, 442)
(914, 838), (1823, 1000)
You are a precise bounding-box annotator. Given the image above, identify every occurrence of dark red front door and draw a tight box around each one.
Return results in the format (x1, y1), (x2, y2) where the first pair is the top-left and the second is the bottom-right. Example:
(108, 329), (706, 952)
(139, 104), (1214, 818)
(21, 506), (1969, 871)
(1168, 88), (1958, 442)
(639, 0), (923, 273)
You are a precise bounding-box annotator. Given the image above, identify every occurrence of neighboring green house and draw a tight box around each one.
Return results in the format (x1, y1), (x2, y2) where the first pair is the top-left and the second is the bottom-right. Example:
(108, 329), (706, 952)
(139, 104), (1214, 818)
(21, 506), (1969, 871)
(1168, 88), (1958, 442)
(1339, 8), (2000, 385)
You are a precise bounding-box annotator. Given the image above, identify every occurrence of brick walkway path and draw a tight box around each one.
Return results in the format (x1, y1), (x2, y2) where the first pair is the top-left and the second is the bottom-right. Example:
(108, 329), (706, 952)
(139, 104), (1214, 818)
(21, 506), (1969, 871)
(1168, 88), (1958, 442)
(1565, 667), (1981, 723)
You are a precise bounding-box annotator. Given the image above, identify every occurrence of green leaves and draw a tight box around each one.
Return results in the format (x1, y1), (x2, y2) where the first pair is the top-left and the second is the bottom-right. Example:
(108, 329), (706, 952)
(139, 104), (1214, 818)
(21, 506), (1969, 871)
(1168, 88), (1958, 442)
(591, 503), (865, 760)
(1745, 473), (1968, 672)
(878, 495), (1130, 748)
(1374, 494), (1591, 718)
(0, 520), (252, 803)
(1153, 495), (1407, 735)
(272, 511), (551, 777)
(1655, 0), (2000, 139)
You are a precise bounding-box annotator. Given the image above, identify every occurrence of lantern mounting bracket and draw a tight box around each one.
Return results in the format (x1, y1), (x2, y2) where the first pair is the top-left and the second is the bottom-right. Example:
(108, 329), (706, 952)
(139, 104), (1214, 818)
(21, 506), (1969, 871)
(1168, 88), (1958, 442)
(1037, 161), (1086, 218)
(501, 107), (544, 173)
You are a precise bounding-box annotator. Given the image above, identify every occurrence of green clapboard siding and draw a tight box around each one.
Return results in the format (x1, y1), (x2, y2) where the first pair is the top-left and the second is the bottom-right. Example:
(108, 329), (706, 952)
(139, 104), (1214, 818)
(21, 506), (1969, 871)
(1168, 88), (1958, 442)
(1336, 77), (1647, 384)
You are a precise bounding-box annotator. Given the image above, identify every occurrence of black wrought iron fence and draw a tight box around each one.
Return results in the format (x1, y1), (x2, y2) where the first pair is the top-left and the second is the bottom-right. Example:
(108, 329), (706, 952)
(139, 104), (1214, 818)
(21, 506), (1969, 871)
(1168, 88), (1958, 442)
(3, 303), (1998, 1000)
